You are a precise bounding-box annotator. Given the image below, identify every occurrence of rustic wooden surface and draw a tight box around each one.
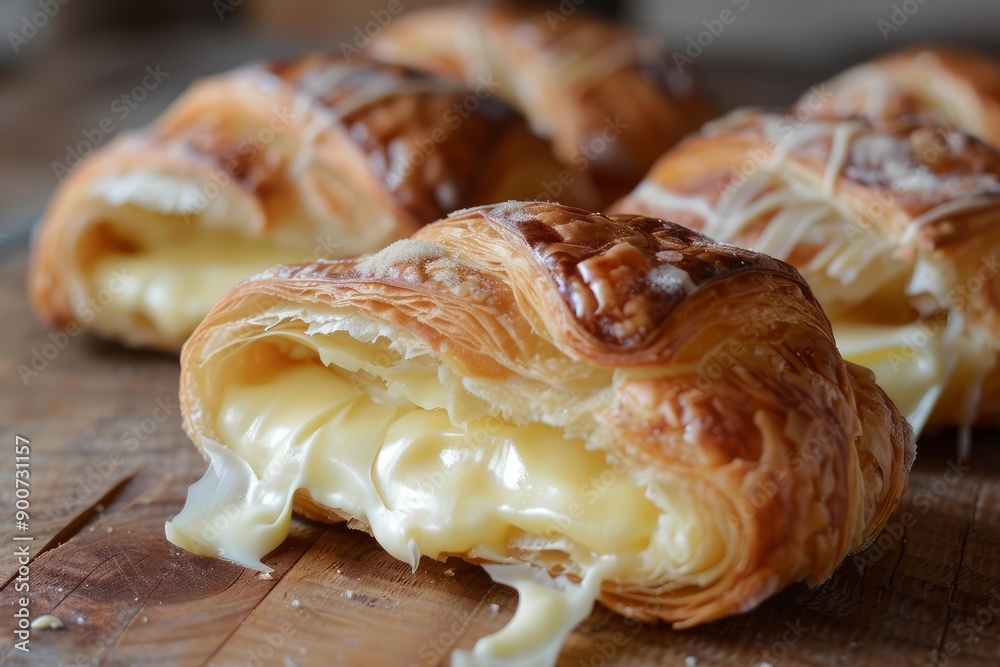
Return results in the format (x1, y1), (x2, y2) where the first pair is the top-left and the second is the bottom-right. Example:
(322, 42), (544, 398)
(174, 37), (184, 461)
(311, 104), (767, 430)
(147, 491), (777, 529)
(1, 243), (1000, 667)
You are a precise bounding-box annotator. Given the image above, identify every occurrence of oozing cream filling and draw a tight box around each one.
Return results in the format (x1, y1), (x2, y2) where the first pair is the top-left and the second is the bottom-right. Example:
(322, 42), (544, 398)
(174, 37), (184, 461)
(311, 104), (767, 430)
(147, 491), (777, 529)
(204, 353), (657, 562)
(73, 168), (357, 346)
(83, 219), (304, 344)
(835, 319), (952, 435)
(167, 328), (729, 666)
(834, 315), (993, 450)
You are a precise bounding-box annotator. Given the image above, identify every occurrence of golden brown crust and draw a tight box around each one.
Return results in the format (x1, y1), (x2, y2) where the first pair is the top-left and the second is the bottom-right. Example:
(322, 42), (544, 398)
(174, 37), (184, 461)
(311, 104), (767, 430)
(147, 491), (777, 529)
(166, 55), (588, 219)
(372, 5), (714, 204)
(437, 202), (805, 359)
(616, 112), (1000, 251)
(181, 201), (915, 627)
(803, 44), (1000, 148)
(845, 361), (916, 545)
(29, 55), (588, 350)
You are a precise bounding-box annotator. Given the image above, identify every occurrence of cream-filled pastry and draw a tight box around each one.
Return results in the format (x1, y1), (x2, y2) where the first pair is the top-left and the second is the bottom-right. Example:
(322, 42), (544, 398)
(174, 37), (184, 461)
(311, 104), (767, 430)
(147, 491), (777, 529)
(167, 202), (914, 666)
(613, 110), (1000, 442)
(29, 56), (590, 351)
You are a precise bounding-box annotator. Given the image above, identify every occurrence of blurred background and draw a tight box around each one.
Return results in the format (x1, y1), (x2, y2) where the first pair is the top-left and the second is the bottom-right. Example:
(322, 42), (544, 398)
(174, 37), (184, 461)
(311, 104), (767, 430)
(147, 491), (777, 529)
(1, 0), (998, 245)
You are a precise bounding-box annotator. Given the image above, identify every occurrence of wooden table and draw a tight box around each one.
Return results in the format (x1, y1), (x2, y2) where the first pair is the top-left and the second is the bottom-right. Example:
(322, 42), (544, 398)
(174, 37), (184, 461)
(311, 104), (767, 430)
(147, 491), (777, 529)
(1, 242), (999, 667)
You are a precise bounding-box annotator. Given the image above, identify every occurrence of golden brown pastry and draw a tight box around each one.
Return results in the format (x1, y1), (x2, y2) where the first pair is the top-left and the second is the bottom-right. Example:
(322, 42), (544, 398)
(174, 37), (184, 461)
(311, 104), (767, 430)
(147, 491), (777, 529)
(372, 5), (714, 204)
(613, 109), (1000, 439)
(166, 202), (914, 665)
(29, 55), (589, 351)
(801, 45), (1000, 148)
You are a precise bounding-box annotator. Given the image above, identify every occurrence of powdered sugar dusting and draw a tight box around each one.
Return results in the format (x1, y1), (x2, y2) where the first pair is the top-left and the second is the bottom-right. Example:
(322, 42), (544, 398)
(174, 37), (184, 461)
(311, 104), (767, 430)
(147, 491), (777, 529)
(354, 239), (446, 278)
(648, 263), (697, 296)
(486, 201), (538, 227)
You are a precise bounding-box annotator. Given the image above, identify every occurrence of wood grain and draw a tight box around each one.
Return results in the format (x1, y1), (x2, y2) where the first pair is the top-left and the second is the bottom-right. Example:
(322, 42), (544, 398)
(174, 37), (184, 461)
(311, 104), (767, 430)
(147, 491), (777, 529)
(2, 245), (1000, 666)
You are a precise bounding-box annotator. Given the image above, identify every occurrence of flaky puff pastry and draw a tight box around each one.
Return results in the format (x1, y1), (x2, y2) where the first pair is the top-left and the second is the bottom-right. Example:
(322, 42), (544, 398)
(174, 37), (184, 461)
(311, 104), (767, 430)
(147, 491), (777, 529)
(801, 45), (1000, 148)
(372, 5), (714, 204)
(613, 110), (1000, 439)
(168, 201), (913, 661)
(29, 56), (589, 351)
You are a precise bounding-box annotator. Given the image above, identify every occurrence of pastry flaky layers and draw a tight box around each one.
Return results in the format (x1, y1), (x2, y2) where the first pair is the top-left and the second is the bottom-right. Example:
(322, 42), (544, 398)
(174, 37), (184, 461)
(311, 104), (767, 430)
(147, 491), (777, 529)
(29, 56), (585, 351)
(372, 4), (714, 203)
(167, 202), (914, 666)
(614, 110), (1000, 440)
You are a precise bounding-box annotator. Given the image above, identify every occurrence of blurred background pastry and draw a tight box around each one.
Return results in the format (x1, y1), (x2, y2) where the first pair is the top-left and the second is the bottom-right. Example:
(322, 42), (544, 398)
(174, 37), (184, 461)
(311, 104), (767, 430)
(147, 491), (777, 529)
(799, 45), (1000, 148)
(372, 4), (714, 203)
(28, 55), (585, 350)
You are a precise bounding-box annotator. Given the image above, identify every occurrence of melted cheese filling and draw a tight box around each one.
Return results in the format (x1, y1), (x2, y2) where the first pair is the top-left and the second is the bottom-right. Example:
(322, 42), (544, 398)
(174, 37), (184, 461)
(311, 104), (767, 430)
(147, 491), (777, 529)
(83, 220), (304, 343)
(167, 328), (727, 665)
